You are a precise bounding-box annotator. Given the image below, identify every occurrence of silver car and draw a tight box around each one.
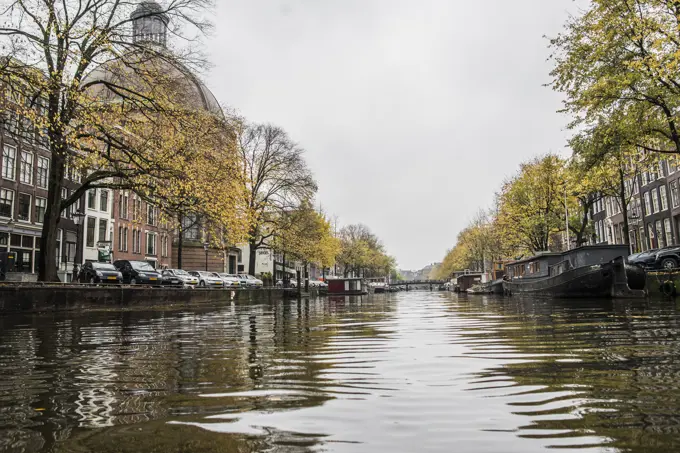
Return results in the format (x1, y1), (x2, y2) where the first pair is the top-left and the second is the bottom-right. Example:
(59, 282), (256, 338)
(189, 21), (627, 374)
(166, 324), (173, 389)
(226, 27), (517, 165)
(189, 271), (225, 288)
(218, 273), (241, 288)
(163, 269), (199, 287)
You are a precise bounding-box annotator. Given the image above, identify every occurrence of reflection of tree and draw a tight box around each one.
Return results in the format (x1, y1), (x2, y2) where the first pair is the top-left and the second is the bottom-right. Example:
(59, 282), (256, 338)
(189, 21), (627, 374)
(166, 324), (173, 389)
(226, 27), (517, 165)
(452, 296), (680, 453)
(0, 295), (397, 452)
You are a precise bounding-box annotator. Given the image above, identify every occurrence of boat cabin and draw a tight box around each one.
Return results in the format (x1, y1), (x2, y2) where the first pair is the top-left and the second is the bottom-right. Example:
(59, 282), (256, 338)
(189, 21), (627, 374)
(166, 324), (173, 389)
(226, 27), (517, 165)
(328, 278), (367, 295)
(454, 272), (484, 292)
(507, 245), (631, 280)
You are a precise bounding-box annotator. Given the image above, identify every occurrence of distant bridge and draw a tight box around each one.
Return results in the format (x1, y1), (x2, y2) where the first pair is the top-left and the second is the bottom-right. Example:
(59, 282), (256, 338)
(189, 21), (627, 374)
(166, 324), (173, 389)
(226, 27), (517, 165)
(389, 280), (447, 286)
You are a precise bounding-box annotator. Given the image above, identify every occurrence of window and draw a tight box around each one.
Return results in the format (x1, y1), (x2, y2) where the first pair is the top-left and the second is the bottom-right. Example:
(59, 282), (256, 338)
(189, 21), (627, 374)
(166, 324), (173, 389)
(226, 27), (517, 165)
(633, 177), (639, 194)
(670, 157), (678, 174)
(36, 156), (49, 188)
(665, 218), (674, 246)
(86, 217), (96, 247)
(17, 193), (30, 221)
(100, 190), (109, 212)
(118, 227), (124, 251)
(119, 192), (129, 219)
(656, 220), (665, 248)
(61, 188), (69, 218)
(672, 181), (680, 208)
(19, 151), (33, 185)
(132, 196), (140, 221)
(660, 186), (669, 211)
(182, 215), (199, 239)
(146, 232), (156, 255)
(147, 204), (156, 226)
(35, 197), (46, 223)
(87, 190), (96, 209)
(648, 223), (656, 249)
(132, 229), (141, 254)
(0, 189), (14, 218)
(643, 172), (650, 186)
(650, 166), (659, 181)
(660, 160), (667, 178)
(652, 188), (660, 213)
(644, 191), (652, 216)
(98, 219), (107, 243)
(2, 145), (16, 180)
(161, 235), (168, 257)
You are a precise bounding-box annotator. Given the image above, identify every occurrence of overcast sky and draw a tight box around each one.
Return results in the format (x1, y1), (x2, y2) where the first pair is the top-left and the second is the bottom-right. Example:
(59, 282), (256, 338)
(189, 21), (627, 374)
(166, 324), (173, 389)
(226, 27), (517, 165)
(202, 0), (582, 270)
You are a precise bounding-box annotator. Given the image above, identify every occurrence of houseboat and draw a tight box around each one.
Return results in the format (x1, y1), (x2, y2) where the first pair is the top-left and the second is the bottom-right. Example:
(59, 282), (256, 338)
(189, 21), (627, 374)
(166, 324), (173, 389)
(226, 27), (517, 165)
(327, 278), (368, 296)
(467, 279), (504, 295)
(503, 245), (646, 298)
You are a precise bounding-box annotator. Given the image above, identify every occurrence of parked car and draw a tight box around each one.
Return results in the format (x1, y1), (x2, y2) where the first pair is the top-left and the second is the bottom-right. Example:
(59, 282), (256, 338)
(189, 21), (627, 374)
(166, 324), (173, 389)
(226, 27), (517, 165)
(275, 278), (298, 288)
(629, 247), (680, 270)
(188, 271), (225, 288)
(162, 269), (198, 287)
(78, 262), (123, 284)
(218, 273), (241, 288)
(243, 274), (264, 288)
(113, 260), (163, 285)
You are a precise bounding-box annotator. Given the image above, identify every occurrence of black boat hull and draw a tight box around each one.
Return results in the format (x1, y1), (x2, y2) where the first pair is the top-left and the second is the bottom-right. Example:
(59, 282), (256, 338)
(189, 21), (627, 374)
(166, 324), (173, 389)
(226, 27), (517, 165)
(503, 258), (645, 299)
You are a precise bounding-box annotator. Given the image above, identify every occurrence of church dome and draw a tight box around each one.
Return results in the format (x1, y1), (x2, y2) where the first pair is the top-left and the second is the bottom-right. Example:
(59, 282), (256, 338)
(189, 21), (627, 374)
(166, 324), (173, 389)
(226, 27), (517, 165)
(82, 1), (222, 116)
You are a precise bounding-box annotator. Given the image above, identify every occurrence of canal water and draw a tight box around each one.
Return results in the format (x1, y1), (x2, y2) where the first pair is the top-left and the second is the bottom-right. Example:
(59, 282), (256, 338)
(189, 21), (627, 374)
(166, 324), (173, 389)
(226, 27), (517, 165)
(1, 292), (679, 453)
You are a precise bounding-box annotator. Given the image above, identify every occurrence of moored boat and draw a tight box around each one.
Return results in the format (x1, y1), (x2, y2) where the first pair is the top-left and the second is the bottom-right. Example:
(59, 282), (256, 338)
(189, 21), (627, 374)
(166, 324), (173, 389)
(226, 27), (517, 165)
(502, 245), (646, 299)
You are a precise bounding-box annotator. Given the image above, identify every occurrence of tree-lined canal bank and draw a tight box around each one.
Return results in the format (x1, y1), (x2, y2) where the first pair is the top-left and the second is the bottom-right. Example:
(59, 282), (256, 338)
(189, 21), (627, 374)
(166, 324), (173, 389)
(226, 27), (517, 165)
(1, 292), (679, 453)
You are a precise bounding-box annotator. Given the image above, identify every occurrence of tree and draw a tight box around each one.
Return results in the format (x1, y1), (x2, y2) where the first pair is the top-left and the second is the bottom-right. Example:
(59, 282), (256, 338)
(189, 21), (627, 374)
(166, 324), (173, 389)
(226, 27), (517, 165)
(336, 224), (395, 278)
(238, 123), (317, 275)
(496, 155), (569, 254)
(0, 0), (220, 280)
(569, 117), (659, 247)
(271, 201), (340, 287)
(550, 0), (680, 156)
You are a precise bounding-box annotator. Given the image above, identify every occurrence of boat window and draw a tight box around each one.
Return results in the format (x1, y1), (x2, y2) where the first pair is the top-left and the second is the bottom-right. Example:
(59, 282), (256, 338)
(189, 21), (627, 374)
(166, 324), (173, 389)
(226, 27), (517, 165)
(529, 262), (539, 274)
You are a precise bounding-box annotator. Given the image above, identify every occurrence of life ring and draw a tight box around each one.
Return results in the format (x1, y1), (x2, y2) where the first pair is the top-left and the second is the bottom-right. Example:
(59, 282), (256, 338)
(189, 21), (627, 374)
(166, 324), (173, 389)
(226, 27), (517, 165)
(660, 280), (677, 297)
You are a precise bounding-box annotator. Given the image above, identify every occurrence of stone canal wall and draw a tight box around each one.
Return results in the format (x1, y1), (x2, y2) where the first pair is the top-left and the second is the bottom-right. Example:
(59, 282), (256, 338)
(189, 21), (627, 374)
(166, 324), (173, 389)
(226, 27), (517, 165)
(0, 285), (301, 313)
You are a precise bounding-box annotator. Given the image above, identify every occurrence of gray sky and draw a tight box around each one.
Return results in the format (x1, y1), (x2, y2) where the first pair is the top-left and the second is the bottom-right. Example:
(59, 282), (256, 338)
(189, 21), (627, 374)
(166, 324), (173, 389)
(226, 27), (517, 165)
(203, 0), (581, 270)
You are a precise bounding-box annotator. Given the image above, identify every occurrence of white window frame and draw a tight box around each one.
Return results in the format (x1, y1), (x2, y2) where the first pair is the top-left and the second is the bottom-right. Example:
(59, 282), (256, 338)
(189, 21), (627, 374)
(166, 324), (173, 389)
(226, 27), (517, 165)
(660, 185), (669, 211)
(19, 151), (33, 185)
(652, 188), (660, 213)
(0, 188), (15, 218)
(2, 144), (16, 181)
(36, 156), (49, 188)
(35, 197), (46, 224)
(17, 192), (31, 222)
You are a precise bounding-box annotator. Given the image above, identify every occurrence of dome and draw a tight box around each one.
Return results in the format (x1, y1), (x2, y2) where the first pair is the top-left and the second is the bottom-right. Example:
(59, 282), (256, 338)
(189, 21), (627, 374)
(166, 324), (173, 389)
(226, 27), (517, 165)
(82, 1), (222, 117)
(83, 56), (223, 117)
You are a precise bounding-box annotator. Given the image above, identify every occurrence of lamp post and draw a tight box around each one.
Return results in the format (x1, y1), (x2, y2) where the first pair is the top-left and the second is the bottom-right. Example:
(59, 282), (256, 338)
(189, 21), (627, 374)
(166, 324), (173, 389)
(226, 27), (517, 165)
(629, 210), (641, 254)
(72, 213), (85, 281)
(6, 219), (15, 251)
(203, 241), (209, 271)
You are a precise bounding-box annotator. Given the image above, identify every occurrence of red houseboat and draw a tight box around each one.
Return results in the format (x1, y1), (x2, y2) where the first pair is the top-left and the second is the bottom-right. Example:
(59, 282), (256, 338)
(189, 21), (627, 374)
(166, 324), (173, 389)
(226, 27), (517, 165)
(327, 278), (368, 295)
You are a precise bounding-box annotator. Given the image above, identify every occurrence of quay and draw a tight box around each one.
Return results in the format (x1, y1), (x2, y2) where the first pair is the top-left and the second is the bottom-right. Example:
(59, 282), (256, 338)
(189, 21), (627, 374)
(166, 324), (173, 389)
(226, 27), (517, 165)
(0, 284), (305, 314)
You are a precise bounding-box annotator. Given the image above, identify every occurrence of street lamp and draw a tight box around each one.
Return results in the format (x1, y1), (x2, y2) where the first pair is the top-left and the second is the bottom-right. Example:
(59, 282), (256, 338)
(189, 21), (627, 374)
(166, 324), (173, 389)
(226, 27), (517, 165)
(72, 212), (85, 281)
(628, 210), (641, 254)
(203, 241), (209, 271)
(6, 219), (15, 251)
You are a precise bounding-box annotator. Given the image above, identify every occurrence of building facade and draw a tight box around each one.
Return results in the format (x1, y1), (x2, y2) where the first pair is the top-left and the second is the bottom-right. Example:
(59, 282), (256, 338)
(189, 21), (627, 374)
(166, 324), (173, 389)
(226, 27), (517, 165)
(590, 156), (680, 253)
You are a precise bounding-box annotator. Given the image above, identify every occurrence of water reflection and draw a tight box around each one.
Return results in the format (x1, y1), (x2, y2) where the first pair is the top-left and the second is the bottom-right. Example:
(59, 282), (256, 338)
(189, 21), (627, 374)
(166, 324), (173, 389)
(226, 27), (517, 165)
(0, 294), (679, 452)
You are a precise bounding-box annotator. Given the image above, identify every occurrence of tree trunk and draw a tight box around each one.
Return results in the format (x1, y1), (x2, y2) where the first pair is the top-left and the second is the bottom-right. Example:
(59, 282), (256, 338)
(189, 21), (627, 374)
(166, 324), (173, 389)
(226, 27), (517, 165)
(619, 167), (630, 246)
(38, 153), (66, 282)
(304, 261), (309, 292)
(177, 231), (183, 269)
(248, 239), (257, 275)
